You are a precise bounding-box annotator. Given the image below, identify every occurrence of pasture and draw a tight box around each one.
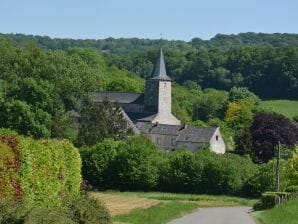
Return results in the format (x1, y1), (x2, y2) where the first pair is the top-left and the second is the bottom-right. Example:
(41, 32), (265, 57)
(259, 100), (298, 119)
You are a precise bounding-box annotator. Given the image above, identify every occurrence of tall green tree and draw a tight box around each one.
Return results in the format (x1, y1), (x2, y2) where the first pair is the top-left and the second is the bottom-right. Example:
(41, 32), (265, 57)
(76, 99), (132, 147)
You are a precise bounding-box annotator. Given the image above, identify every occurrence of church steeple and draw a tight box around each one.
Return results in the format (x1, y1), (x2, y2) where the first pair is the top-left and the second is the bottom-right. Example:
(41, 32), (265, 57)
(143, 44), (181, 125)
(151, 46), (171, 81)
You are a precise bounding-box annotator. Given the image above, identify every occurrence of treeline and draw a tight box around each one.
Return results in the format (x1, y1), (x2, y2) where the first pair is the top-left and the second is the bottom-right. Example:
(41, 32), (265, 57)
(2, 32), (298, 98)
(110, 46), (298, 98)
(2, 32), (298, 52)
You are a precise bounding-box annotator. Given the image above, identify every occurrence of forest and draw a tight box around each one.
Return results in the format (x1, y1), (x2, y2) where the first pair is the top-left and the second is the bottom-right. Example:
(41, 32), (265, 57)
(1, 32), (298, 99)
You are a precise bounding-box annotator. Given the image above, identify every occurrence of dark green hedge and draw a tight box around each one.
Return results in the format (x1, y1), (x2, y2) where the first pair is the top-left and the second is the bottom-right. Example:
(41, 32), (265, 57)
(81, 136), (258, 196)
(0, 129), (81, 207)
(286, 185), (298, 193)
(253, 192), (290, 210)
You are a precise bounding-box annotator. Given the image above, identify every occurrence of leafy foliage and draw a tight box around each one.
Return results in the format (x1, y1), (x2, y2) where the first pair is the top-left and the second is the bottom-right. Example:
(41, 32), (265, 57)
(0, 195), (111, 224)
(250, 113), (298, 162)
(193, 89), (228, 121)
(76, 99), (132, 147)
(80, 139), (119, 188)
(0, 130), (81, 207)
(81, 138), (258, 196)
(113, 135), (163, 191)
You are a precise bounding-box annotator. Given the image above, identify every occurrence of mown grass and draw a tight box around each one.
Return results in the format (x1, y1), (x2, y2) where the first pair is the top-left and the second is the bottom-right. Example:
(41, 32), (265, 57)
(113, 201), (198, 224)
(252, 199), (298, 224)
(104, 191), (257, 207)
(259, 100), (298, 119)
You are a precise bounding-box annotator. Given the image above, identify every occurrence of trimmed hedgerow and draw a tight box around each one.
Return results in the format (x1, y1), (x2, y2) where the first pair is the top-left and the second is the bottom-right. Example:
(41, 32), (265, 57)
(0, 129), (81, 207)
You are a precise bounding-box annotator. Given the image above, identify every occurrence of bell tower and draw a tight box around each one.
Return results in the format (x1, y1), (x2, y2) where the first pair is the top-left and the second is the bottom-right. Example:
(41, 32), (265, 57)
(144, 45), (181, 125)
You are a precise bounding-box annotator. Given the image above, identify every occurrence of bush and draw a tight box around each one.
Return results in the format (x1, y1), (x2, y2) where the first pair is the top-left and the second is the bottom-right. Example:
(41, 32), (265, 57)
(25, 207), (75, 224)
(160, 149), (203, 193)
(159, 150), (257, 196)
(253, 192), (290, 210)
(80, 139), (119, 189)
(0, 199), (26, 224)
(243, 160), (288, 197)
(198, 151), (256, 195)
(286, 146), (298, 186)
(112, 135), (163, 190)
(0, 130), (82, 207)
(67, 195), (111, 224)
(285, 185), (298, 193)
(293, 115), (298, 122)
(0, 195), (111, 224)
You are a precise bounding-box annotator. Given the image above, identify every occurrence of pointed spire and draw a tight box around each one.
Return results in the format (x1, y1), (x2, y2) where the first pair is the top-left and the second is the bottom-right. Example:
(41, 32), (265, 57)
(151, 44), (171, 81)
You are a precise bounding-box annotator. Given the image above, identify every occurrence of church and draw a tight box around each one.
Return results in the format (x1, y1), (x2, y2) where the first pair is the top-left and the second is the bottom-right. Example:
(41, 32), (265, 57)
(94, 46), (226, 153)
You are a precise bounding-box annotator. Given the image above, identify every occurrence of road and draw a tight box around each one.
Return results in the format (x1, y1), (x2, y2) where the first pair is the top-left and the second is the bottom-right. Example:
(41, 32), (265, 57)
(168, 206), (256, 224)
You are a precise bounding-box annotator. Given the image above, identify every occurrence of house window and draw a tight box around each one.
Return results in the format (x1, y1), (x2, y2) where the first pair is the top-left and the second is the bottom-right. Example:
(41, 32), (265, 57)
(171, 138), (176, 146)
(216, 135), (219, 141)
(157, 137), (161, 144)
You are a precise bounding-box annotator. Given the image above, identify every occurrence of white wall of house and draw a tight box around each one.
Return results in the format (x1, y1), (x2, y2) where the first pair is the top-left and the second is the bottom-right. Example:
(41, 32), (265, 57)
(209, 128), (226, 154)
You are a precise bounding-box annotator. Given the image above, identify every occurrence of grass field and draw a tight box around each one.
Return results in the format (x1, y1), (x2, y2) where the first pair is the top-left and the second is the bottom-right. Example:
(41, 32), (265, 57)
(252, 199), (298, 224)
(259, 100), (298, 119)
(104, 191), (257, 207)
(113, 201), (198, 224)
(91, 191), (257, 224)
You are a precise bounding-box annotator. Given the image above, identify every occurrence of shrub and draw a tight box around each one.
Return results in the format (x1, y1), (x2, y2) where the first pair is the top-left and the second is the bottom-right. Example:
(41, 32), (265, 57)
(243, 159), (287, 197)
(80, 139), (119, 189)
(112, 135), (162, 190)
(0, 195), (111, 224)
(293, 115), (298, 122)
(285, 185), (298, 193)
(253, 192), (290, 210)
(196, 151), (256, 195)
(286, 146), (298, 186)
(67, 195), (111, 224)
(159, 150), (257, 196)
(0, 199), (26, 224)
(19, 138), (81, 207)
(25, 207), (75, 224)
(0, 130), (82, 207)
(160, 149), (203, 193)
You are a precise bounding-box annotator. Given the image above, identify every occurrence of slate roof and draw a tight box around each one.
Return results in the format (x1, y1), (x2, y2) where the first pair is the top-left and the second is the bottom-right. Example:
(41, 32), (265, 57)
(135, 122), (217, 143)
(94, 92), (144, 104)
(177, 126), (217, 143)
(293, 122), (298, 129)
(126, 112), (156, 123)
(150, 46), (171, 81)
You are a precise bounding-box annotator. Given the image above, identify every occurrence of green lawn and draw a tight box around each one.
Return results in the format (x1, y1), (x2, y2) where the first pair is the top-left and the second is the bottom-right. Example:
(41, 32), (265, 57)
(259, 100), (298, 119)
(252, 199), (298, 224)
(113, 201), (198, 224)
(105, 191), (257, 207)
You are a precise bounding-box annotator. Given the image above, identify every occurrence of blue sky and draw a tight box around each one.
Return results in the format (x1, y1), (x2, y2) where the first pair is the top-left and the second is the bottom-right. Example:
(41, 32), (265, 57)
(0, 0), (297, 41)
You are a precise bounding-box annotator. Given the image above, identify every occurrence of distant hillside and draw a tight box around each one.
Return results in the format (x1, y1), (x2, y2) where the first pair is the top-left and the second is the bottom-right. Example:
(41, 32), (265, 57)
(1, 32), (298, 53)
(1, 32), (297, 99)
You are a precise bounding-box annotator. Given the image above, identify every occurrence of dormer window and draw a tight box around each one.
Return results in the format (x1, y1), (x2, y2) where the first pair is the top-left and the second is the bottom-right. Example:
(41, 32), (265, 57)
(216, 135), (219, 141)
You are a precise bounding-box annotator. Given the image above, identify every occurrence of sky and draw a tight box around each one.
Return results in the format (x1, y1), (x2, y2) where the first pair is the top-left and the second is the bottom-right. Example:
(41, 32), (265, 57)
(0, 0), (297, 41)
